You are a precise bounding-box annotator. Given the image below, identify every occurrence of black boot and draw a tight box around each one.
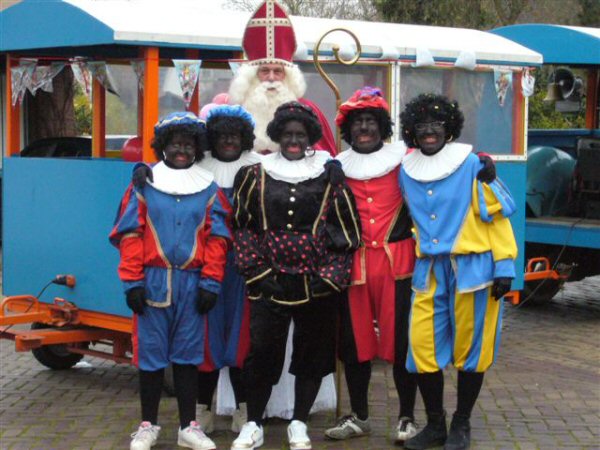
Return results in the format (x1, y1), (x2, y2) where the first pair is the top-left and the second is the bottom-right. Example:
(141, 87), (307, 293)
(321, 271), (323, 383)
(443, 414), (470, 450)
(404, 411), (447, 450)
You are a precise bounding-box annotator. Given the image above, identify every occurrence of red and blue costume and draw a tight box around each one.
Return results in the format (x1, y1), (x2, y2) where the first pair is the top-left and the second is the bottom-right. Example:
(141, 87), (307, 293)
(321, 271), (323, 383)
(109, 165), (231, 371)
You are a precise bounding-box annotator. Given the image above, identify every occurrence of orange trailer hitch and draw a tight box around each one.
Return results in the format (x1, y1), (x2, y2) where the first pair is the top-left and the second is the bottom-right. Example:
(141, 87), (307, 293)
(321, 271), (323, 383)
(0, 295), (133, 364)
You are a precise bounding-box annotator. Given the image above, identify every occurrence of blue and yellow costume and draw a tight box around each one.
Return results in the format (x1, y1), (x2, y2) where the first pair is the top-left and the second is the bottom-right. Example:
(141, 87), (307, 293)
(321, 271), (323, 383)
(399, 143), (517, 374)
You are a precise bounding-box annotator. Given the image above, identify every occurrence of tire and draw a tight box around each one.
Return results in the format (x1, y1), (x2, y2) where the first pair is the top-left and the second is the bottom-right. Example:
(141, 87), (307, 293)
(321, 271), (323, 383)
(521, 278), (562, 306)
(30, 323), (84, 370)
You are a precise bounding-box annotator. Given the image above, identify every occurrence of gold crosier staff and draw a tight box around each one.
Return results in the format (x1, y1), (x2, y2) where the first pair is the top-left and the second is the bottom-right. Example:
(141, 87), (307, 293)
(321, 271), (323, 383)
(313, 28), (362, 416)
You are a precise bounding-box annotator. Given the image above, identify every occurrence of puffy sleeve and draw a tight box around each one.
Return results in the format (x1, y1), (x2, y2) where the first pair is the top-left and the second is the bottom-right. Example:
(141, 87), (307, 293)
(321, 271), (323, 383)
(232, 165), (271, 286)
(473, 178), (518, 279)
(199, 186), (233, 294)
(316, 179), (362, 291)
(108, 184), (147, 292)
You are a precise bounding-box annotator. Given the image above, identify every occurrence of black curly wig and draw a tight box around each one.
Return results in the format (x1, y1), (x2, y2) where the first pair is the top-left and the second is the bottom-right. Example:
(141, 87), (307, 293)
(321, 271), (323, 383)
(340, 107), (393, 146)
(400, 93), (464, 148)
(266, 101), (322, 146)
(151, 123), (208, 162)
(206, 115), (255, 154)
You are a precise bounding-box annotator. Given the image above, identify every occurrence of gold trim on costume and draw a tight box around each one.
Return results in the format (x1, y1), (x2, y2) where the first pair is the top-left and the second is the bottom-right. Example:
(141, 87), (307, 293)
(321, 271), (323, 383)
(246, 268), (273, 284)
(312, 184), (331, 236)
(181, 194), (215, 269)
(342, 188), (361, 242)
(146, 268), (173, 308)
(260, 168), (268, 231)
(350, 246), (367, 286)
(334, 197), (352, 249)
(234, 168), (252, 226)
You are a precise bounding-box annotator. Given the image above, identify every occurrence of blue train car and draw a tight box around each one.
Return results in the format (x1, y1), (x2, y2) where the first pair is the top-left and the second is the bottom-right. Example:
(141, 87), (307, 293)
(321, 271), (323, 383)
(491, 24), (600, 303)
(1, 0), (540, 366)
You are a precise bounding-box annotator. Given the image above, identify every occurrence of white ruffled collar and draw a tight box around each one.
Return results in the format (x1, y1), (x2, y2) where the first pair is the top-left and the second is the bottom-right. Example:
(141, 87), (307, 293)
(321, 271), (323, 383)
(149, 161), (214, 195)
(335, 141), (407, 180)
(199, 151), (263, 188)
(402, 142), (473, 182)
(261, 150), (331, 183)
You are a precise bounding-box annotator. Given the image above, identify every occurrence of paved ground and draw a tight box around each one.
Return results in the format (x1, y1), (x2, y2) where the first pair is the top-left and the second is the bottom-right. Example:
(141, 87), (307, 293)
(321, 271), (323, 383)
(1, 275), (599, 450)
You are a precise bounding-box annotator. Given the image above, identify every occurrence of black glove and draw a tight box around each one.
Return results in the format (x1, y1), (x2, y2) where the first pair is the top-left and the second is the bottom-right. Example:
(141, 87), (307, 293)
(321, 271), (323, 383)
(309, 277), (337, 297)
(492, 277), (512, 300)
(325, 159), (345, 186)
(476, 153), (496, 183)
(256, 276), (284, 299)
(126, 287), (146, 315)
(132, 164), (153, 189)
(196, 288), (218, 314)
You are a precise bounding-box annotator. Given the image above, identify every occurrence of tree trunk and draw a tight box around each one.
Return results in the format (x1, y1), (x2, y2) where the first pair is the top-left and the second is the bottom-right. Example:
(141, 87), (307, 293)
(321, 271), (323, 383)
(26, 68), (77, 142)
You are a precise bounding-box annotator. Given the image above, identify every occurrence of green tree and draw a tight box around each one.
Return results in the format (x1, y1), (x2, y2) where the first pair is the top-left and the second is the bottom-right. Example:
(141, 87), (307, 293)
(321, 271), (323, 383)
(74, 84), (92, 136)
(528, 66), (587, 129)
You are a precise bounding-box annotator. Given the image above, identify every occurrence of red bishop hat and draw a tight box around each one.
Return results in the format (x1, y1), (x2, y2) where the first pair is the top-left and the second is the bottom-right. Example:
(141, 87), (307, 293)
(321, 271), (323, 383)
(243, 0), (297, 66)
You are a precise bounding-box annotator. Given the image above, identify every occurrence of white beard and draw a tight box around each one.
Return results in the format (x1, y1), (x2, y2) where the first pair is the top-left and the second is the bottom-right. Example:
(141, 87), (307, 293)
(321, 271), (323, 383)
(242, 81), (297, 152)
(229, 64), (306, 153)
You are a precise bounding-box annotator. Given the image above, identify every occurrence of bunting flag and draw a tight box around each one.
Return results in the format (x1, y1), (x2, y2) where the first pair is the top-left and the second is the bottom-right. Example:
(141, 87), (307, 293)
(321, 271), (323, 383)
(494, 69), (512, 107)
(29, 63), (66, 95)
(521, 68), (535, 98)
(11, 59), (37, 105)
(88, 61), (119, 96)
(173, 59), (203, 109)
(71, 58), (92, 98)
(130, 60), (145, 91)
(228, 61), (241, 76)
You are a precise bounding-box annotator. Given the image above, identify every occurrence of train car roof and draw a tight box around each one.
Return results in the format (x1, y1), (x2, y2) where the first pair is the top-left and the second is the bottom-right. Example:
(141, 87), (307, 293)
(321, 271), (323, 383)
(1, 0), (542, 66)
(491, 24), (600, 65)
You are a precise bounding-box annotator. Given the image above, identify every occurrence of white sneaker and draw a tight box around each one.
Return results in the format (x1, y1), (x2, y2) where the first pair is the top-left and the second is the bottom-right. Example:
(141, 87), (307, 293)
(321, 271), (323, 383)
(231, 421), (264, 450)
(178, 421), (216, 450)
(287, 420), (312, 450)
(196, 404), (215, 434)
(395, 416), (418, 442)
(130, 421), (160, 450)
(231, 403), (248, 433)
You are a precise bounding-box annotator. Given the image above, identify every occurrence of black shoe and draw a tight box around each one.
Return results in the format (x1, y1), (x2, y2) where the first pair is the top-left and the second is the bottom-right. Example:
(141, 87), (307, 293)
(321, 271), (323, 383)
(443, 414), (471, 450)
(404, 411), (447, 450)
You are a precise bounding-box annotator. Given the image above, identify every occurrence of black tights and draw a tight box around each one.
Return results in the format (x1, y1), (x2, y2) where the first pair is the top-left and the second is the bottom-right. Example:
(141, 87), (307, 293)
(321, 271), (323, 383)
(344, 360), (417, 421)
(140, 364), (197, 428)
(393, 362), (418, 420)
(197, 368), (246, 409)
(293, 375), (323, 423)
(416, 370), (485, 419)
(456, 371), (484, 418)
(344, 361), (371, 420)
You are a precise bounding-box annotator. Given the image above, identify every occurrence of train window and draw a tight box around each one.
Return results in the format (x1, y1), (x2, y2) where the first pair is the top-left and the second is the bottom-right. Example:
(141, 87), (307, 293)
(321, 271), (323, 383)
(300, 62), (390, 147)
(399, 67), (523, 157)
(159, 65), (234, 118)
(104, 64), (138, 156)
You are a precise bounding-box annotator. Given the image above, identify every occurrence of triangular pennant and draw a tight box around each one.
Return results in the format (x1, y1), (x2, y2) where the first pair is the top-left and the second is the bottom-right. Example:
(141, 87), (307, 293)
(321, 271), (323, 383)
(173, 59), (203, 109)
(228, 61), (241, 76)
(130, 60), (145, 91)
(494, 69), (512, 107)
(11, 59), (37, 105)
(71, 58), (92, 99)
(521, 68), (535, 98)
(29, 63), (66, 95)
(88, 61), (119, 96)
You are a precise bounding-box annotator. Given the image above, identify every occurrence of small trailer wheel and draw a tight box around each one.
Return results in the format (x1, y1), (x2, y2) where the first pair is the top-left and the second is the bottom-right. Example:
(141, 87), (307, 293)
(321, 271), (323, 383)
(30, 323), (84, 370)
